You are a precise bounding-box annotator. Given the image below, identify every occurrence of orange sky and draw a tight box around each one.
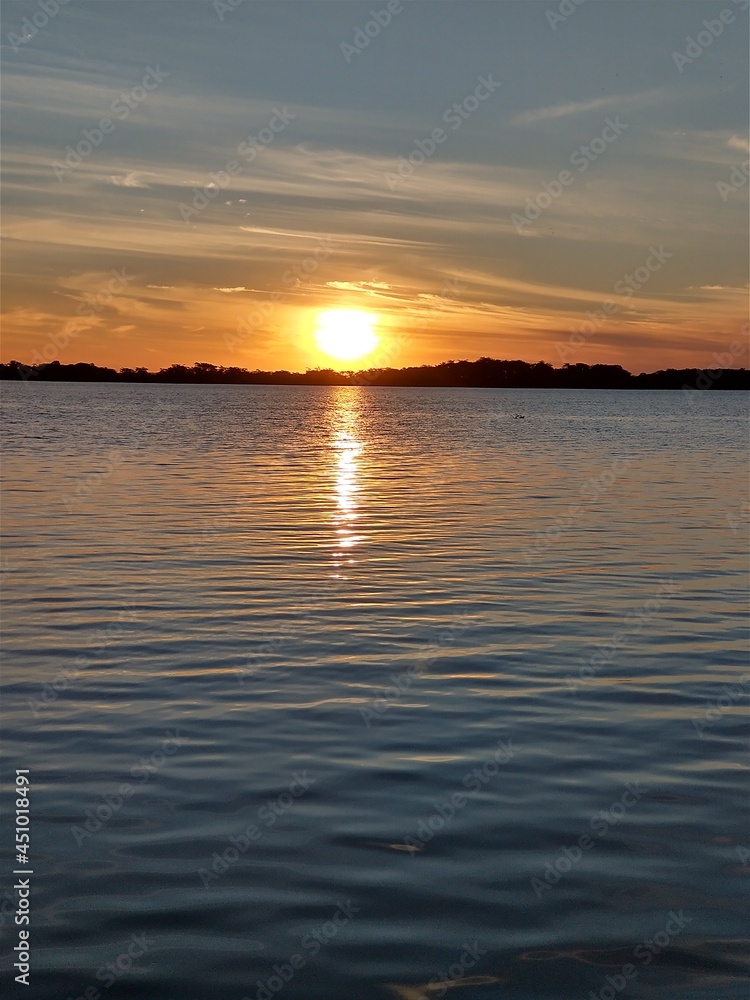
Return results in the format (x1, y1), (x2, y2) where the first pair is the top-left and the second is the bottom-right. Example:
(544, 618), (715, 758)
(2, 1), (748, 373)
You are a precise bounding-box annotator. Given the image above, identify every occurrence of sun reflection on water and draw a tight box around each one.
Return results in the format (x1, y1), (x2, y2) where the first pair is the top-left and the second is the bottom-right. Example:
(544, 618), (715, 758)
(329, 389), (365, 576)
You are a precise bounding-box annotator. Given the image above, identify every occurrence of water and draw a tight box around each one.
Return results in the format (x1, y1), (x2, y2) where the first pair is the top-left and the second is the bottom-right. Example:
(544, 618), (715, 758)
(2, 383), (748, 1000)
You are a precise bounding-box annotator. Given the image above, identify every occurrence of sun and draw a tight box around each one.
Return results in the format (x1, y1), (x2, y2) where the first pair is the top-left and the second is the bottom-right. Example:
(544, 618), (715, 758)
(314, 309), (379, 362)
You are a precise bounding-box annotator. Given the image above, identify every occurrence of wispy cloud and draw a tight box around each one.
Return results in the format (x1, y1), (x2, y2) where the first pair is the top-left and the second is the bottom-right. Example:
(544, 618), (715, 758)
(111, 172), (155, 188)
(1, 2), (746, 372)
(326, 280), (392, 294)
(511, 88), (671, 126)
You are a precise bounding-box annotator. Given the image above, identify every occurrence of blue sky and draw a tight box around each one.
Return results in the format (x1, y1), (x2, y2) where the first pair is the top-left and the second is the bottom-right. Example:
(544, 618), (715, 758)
(2, 0), (748, 371)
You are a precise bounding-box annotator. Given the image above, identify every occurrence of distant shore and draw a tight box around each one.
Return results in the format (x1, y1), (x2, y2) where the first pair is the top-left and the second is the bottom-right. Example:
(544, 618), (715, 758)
(1, 358), (748, 390)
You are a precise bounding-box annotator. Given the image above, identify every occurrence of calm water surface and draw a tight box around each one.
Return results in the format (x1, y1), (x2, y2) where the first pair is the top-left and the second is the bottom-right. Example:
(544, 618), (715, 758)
(2, 384), (748, 1000)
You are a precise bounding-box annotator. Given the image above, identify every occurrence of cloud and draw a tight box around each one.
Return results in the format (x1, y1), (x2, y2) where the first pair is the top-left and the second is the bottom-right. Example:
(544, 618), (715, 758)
(728, 134), (750, 154)
(1, 3), (746, 373)
(511, 88), (671, 126)
(326, 280), (392, 293)
(650, 129), (750, 168)
(111, 172), (155, 188)
(687, 284), (748, 291)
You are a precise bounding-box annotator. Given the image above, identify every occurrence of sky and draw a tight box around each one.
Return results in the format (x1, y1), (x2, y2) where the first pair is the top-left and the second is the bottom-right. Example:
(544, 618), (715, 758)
(1, 0), (748, 373)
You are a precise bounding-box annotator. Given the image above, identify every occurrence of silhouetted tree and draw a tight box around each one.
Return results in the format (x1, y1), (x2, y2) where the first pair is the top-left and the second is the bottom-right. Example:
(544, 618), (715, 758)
(1, 357), (747, 390)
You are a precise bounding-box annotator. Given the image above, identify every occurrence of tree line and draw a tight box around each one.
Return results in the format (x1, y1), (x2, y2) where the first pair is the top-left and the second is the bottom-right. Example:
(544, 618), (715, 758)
(1, 357), (747, 390)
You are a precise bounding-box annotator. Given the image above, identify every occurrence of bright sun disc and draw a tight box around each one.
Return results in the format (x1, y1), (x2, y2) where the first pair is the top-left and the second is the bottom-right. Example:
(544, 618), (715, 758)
(314, 309), (379, 362)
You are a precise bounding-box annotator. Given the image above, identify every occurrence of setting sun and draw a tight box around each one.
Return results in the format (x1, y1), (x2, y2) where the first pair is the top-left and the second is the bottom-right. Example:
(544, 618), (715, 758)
(314, 309), (379, 362)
